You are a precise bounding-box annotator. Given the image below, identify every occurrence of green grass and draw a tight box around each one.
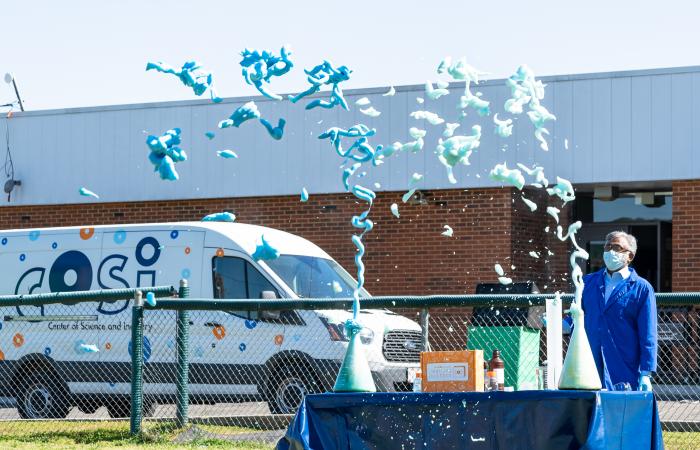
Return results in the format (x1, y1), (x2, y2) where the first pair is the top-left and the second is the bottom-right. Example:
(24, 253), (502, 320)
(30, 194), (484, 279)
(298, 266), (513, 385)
(0, 421), (696, 449)
(663, 432), (700, 450)
(0, 420), (275, 449)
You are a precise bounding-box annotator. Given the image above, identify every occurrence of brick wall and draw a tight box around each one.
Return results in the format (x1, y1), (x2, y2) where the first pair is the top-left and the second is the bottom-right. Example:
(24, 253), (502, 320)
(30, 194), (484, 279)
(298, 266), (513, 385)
(510, 187), (573, 293)
(0, 188), (570, 296)
(672, 180), (700, 291)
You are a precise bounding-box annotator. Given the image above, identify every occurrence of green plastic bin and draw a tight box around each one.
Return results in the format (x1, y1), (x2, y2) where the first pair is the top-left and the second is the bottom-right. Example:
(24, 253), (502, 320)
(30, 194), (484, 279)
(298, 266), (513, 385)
(467, 326), (540, 390)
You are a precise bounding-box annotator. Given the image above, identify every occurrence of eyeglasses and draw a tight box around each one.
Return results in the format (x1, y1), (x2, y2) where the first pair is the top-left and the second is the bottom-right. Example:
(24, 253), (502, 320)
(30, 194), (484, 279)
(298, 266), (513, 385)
(604, 243), (630, 253)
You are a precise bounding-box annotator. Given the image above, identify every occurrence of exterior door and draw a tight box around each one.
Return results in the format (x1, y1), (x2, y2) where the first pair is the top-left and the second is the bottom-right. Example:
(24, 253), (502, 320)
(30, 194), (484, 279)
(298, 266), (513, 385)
(186, 250), (286, 399)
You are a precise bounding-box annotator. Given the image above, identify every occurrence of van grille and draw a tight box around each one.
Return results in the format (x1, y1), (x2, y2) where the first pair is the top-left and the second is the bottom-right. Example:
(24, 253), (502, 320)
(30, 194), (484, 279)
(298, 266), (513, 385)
(383, 330), (422, 362)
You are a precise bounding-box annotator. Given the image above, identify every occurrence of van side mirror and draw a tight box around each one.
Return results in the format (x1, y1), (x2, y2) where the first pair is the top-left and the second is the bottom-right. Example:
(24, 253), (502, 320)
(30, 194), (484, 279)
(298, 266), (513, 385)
(260, 291), (281, 320)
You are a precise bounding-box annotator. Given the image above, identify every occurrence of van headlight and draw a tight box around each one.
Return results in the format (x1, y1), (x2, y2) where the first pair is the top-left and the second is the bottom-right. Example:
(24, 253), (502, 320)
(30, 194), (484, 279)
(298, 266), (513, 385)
(319, 317), (374, 344)
(359, 327), (374, 345)
(320, 317), (349, 342)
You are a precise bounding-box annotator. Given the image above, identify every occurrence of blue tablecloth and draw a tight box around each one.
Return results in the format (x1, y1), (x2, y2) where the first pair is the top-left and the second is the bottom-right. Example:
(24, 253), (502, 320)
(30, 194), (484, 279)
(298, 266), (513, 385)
(277, 391), (664, 450)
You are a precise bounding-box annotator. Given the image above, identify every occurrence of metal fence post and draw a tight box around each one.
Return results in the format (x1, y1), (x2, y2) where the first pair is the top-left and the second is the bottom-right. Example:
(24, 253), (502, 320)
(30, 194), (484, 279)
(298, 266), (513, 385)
(176, 279), (190, 428)
(420, 308), (431, 352)
(130, 290), (144, 436)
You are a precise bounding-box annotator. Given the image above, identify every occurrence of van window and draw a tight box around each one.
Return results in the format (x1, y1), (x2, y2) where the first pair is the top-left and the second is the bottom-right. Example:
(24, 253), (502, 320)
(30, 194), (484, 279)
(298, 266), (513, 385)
(213, 256), (291, 321)
(264, 255), (369, 298)
(213, 257), (247, 299)
(213, 257), (276, 299)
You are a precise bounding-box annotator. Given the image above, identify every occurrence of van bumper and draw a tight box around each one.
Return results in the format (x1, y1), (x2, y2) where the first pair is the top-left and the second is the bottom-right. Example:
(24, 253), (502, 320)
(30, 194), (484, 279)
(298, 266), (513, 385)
(372, 365), (419, 392)
(312, 360), (418, 393)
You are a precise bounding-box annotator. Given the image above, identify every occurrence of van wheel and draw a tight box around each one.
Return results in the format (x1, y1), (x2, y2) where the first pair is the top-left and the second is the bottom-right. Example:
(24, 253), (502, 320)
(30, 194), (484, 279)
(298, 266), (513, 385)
(106, 397), (156, 418)
(17, 370), (70, 419)
(78, 401), (100, 414)
(106, 398), (130, 418)
(267, 365), (319, 414)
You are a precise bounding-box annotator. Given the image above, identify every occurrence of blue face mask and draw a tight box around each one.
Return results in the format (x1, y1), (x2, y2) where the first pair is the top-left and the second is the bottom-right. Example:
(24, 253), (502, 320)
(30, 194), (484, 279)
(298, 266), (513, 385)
(603, 250), (627, 272)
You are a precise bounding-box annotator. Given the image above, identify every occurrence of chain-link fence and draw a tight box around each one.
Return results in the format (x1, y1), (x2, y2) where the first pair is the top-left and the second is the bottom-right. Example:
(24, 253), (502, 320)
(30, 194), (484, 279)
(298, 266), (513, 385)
(0, 288), (698, 448)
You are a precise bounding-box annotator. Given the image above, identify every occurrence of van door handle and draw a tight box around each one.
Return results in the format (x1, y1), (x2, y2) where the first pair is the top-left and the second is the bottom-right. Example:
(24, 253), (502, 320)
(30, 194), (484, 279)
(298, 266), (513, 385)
(204, 322), (222, 328)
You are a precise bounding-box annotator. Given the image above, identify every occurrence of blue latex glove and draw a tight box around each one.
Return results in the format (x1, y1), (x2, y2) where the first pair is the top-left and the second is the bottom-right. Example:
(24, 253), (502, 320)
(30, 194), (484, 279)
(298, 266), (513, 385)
(639, 371), (653, 391)
(540, 315), (573, 334)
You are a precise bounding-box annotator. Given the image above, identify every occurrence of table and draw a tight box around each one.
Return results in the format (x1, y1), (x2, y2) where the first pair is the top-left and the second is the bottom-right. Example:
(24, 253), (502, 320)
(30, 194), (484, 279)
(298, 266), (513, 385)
(277, 391), (664, 450)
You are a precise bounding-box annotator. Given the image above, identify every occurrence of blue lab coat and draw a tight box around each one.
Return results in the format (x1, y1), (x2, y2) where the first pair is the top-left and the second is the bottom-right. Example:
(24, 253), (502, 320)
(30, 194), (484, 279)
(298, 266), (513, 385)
(581, 267), (658, 390)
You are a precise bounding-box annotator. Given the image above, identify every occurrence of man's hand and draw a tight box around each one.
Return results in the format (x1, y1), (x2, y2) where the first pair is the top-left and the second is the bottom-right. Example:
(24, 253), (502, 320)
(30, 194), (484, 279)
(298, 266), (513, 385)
(541, 314), (573, 334)
(639, 371), (653, 391)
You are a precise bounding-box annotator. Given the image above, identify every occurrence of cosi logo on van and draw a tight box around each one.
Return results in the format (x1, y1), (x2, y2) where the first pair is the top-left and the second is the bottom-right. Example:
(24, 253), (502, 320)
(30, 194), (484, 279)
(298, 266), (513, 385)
(14, 236), (161, 317)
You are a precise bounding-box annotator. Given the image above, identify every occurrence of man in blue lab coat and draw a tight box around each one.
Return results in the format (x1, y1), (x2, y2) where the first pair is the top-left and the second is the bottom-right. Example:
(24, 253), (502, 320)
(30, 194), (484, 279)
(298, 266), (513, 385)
(580, 230), (658, 391)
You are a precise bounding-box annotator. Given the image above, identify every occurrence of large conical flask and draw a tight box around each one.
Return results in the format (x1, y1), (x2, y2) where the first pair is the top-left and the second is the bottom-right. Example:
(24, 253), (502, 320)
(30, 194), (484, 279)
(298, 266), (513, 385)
(558, 302), (602, 390)
(333, 320), (377, 393)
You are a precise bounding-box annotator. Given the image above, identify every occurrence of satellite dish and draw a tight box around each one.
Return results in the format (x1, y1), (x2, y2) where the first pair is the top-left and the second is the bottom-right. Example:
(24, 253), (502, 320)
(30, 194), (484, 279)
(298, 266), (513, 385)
(4, 178), (20, 192)
(4, 179), (21, 201)
(3, 73), (13, 84)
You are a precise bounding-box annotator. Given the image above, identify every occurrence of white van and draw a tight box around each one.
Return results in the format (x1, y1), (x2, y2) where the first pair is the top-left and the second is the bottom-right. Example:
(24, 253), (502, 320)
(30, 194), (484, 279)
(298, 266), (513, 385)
(0, 221), (422, 418)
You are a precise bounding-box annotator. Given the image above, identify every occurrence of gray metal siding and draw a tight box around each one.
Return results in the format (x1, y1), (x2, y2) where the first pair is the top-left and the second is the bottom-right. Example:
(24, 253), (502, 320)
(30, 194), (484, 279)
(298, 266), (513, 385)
(2, 66), (700, 207)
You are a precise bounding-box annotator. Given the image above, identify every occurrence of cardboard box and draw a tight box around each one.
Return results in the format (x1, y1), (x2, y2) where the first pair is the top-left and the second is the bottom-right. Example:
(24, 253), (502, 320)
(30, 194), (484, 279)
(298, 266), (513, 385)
(420, 350), (484, 392)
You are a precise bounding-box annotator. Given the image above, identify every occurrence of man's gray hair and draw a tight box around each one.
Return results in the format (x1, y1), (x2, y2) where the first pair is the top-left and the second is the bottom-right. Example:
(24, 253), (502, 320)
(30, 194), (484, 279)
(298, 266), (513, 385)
(605, 230), (637, 255)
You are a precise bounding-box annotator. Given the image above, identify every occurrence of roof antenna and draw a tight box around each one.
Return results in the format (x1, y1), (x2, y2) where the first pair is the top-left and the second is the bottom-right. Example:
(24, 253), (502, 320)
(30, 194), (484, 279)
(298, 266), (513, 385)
(4, 73), (24, 112)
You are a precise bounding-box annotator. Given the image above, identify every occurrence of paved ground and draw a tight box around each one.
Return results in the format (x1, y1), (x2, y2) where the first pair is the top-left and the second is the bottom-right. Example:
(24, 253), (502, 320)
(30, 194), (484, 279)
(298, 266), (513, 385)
(0, 401), (272, 421)
(658, 400), (700, 423)
(173, 425), (284, 444)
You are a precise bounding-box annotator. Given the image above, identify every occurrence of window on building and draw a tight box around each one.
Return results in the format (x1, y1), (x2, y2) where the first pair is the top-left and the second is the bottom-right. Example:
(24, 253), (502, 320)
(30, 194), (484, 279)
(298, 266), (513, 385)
(593, 195), (672, 222)
(575, 191), (672, 292)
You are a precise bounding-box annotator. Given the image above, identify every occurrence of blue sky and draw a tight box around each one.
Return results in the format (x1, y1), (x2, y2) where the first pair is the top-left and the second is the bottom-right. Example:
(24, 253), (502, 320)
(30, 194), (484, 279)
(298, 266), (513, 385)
(1, 0), (697, 111)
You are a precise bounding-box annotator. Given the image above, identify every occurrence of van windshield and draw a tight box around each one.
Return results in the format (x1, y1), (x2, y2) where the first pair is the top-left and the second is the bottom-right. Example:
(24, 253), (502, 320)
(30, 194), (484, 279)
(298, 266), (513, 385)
(264, 255), (369, 299)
